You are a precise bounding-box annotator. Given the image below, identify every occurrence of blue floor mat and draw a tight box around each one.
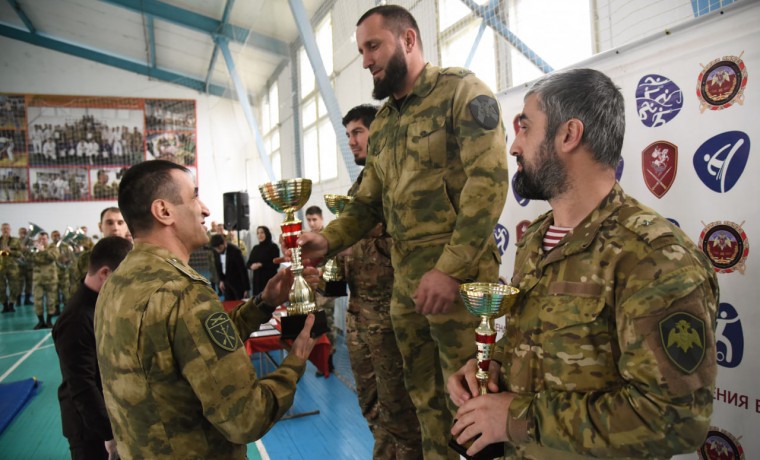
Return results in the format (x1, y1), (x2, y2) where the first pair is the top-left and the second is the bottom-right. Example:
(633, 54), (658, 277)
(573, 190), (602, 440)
(0, 377), (40, 435)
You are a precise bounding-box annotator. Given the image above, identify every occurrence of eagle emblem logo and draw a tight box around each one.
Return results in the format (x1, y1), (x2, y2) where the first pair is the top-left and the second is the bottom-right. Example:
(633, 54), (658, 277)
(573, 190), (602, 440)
(659, 312), (706, 374)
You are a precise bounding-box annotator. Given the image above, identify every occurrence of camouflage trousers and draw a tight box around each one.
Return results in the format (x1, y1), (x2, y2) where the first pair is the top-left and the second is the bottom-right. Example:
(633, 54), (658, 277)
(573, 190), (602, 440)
(0, 264), (21, 304)
(57, 267), (70, 306)
(19, 265), (32, 298)
(316, 293), (336, 355)
(33, 280), (57, 316)
(346, 307), (421, 459)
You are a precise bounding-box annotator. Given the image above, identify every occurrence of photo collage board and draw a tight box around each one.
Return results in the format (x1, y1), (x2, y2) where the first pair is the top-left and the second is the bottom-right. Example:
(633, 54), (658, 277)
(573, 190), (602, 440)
(0, 93), (197, 203)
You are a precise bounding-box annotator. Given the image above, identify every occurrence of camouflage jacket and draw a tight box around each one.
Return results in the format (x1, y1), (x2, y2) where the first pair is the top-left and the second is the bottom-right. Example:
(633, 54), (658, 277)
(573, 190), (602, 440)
(94, 243), (306, 459)
(322, 63), (508, 282)
(0, 235), (21, 270)
(497, 183), (718, 459)
(336, 173), (395, 320)
(32, 244), (59, 280)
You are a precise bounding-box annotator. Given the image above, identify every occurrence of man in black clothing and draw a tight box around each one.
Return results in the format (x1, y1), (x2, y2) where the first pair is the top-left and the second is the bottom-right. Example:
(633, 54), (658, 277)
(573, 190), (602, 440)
(210, 233), (250, 300)
(52, 236), (132, 460)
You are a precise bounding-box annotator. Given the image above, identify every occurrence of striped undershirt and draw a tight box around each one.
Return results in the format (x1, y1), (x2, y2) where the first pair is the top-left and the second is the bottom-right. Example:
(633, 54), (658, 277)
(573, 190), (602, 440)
(543, 225), (572, 252)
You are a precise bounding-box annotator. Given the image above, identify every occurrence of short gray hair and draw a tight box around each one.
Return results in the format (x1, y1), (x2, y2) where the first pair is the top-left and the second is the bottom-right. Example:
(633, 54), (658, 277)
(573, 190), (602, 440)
(527, 68), (625, 168)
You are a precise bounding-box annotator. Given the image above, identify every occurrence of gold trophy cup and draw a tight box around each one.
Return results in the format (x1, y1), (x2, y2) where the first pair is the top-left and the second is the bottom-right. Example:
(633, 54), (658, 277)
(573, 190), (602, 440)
(449, 282), (519, 460)
(321, 194), (353, 282)
(258, 178), (328, 339)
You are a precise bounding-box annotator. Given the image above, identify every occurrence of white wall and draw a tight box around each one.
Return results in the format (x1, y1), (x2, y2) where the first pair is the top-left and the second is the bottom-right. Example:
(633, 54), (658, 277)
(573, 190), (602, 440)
(0, 36), (257, 237)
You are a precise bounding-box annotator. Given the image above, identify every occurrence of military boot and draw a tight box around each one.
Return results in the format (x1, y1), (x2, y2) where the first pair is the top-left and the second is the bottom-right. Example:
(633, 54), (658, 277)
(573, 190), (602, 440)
(33, 315), (46, 330)
(24, 294), (32, 305)
(45, 315), (54, 328)
(51, 305), (61, 317)
(1, 303), (9, 313)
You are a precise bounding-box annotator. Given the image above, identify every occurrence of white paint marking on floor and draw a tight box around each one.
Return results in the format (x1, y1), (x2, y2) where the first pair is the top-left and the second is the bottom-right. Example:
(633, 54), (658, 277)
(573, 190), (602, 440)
(0, 333), (52, 383)
(255, 440), (270, 460)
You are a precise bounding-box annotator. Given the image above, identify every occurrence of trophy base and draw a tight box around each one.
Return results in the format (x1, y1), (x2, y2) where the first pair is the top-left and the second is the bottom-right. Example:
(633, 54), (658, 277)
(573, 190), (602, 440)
(317, 279), (348, 297)
(448, 436), (504, 460)
(280, 309), (329, 340)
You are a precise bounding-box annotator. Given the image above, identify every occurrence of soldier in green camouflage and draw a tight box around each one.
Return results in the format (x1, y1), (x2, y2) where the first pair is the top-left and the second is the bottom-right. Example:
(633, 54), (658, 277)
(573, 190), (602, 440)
(1, 222), (22, 313)
(17, 226), (33, 305)
(448, 68), (718, 459)
(298, 6), (508, 458)
(338, 104), (421, 459)
(51, 230), (72, 313)
(70, 207), (128, 295)
(95, 160), (319, 459)
(32, 231), (59, 329)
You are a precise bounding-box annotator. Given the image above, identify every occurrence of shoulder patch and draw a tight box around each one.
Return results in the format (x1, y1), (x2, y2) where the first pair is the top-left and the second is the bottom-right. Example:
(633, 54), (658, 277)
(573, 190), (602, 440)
(441, 66), (473, 77)
(659, 311), (706, 374)
(204, 311), (241, 352)
(469, 95), (500, 130)
(166, 258), (211, 285)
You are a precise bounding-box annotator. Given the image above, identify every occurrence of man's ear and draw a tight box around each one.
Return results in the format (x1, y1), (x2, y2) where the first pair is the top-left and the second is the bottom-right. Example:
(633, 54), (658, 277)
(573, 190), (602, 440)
(151, 199), (174, 226)
(97, 265), (112, 283)
(558, 118), (584, 153)
(403, 29), (415, 52)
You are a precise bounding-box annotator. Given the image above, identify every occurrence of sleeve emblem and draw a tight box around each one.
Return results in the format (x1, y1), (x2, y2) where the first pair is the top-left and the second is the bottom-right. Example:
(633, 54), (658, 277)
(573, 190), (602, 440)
(659, 312), (706, 374)
(204, 311), (241, 352)
(468, 95), (500, 130)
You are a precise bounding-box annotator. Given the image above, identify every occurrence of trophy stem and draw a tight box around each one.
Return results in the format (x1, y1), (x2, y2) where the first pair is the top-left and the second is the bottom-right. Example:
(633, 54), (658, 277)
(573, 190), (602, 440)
(321, 209), (344, 282)
(475, 315), (496, 396)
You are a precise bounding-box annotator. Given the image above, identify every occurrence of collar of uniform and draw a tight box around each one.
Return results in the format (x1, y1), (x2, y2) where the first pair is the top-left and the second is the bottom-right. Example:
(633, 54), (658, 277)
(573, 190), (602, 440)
(559, 182), (627, 257)
(378, 62), (440, 117)
(131, 242), (210, 285)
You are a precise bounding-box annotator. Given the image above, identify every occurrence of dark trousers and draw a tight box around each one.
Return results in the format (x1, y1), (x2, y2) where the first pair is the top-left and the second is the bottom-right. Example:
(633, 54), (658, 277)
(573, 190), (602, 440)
(69, 439), (108, 460)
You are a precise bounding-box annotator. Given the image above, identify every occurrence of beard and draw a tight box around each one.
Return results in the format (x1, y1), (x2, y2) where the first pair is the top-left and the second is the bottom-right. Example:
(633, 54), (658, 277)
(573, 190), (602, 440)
(513, 138), (567, 201)
(354, 156), (366, 166)
(372, 44), (408, 100)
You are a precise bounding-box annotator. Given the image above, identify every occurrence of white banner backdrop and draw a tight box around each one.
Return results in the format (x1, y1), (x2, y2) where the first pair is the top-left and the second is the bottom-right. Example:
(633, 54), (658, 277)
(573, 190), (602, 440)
(494, 1), (758, 458)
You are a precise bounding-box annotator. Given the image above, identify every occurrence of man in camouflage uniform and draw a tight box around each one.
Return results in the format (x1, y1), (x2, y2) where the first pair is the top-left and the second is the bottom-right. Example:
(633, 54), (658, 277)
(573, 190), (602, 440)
(92, 169), (117, 199)
(338, 104), (421, 459)
(298, 6), (508, 458)
(448, 69), (718, 459)
(17, 226), (33, 305)
(70, 207), (128, 295)
(1, 222), (22, 313)
(51, 230), (72, 313)
(95, 160), (319, 459)
(32, 231), (59, 329)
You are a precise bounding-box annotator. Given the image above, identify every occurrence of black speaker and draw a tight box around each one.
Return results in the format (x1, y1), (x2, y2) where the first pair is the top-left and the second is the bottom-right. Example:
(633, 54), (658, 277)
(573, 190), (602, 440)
(223, 192), (250, 231)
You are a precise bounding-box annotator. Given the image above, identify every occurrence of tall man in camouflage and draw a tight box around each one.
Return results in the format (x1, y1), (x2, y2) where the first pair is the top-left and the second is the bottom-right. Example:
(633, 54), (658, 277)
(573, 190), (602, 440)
(17, 226), (33, 305)
(95, 160), (319, 459)
(70, 207), (128, 295)
(51, 230), (72, 312)
(1, 222), (22, 313)
(339, 104), (421, 459)
(448, 68), (718, 459)
(32, 231), (59, 329)
(298, 6), (508, 458)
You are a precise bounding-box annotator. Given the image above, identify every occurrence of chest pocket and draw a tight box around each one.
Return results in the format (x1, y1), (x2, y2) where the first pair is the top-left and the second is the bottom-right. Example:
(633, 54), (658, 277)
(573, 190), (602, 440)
(537, 287), (619, 391)
(406, 119), (448, 170)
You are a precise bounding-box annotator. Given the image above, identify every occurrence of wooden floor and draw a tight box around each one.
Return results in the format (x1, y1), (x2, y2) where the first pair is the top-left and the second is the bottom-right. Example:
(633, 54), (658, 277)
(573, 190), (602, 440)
(0, 299), (373, 459)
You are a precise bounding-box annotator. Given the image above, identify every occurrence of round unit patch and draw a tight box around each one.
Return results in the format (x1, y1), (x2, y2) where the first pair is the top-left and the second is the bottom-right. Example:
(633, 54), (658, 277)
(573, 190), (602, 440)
(697, 53), (748, 112)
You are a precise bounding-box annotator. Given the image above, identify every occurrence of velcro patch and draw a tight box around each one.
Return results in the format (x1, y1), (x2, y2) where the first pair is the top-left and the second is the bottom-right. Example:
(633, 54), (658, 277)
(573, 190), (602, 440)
(469, 95), (500, 130)
(659, 312), (706, 374)
(204, 312), (240, 352)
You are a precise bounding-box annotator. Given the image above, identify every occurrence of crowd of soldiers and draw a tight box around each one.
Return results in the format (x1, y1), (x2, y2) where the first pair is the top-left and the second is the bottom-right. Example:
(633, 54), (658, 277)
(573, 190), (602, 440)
(0, 222), (95, 328)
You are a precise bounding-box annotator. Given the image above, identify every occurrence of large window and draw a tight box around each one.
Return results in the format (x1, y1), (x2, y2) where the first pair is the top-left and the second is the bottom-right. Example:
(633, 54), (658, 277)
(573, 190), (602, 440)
(439, 0), (500, 92)
(261, 81), (280, 180)
(438, 0), (593, 90)
(299, 16), (337, 184)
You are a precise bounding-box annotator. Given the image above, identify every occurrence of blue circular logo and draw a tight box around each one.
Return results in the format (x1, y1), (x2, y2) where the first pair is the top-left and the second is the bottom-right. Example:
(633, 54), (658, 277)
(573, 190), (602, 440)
(635, 74), (683, 127)
(716, 302), (743, 368)
(511, 173), (529, 207)
(493, 223), (509, 256)
(693, 131), (750, 193)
